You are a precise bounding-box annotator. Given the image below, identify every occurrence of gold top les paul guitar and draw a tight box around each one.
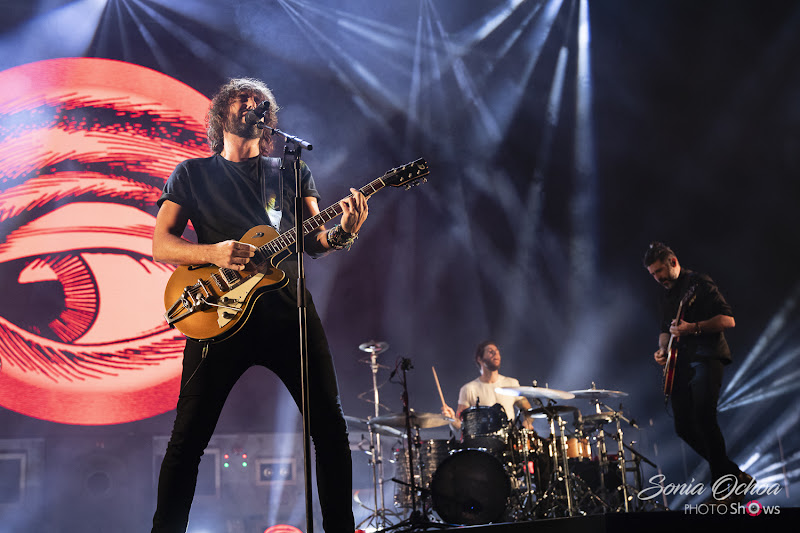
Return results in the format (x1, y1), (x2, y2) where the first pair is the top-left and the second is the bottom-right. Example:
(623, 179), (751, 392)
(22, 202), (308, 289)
(163, 158), (429, 343)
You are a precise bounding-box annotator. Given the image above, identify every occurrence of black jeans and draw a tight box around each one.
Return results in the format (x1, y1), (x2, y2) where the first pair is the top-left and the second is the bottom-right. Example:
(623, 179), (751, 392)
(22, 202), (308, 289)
(152, 286), (354, 533)
(670, 358), (739, 482)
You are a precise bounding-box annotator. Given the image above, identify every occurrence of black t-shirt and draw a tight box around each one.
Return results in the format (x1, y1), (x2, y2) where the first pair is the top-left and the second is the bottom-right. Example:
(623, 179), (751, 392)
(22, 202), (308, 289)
(658, 268), (734, 363)
(158, 154), (321, 279)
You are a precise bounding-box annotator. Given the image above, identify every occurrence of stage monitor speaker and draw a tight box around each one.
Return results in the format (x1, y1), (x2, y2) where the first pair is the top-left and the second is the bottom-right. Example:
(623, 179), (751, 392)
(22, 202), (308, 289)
(153, 432), (306, 531)
(46, 435), (152, 533)
(0, 438), (45, 531)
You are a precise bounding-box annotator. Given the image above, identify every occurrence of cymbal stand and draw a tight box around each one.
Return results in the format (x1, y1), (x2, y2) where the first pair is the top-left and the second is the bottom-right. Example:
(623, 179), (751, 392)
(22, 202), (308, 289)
(534, 402), (577, 517)
(367, 348), (387, 529)
(612, 413), (631, 511)
(602, 404), (665, 512)
(508, 414), (536, 521)
(618, 440), (666, 511)
(518, 421), (536, 517)
(587, 400), (611, 502)
(381, 358), (449, 532)
(594, 401), (640, 512)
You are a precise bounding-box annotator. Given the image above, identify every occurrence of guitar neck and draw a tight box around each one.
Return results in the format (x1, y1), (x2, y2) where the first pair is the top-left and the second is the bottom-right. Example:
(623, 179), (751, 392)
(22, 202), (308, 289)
(257, 177), (387, 259)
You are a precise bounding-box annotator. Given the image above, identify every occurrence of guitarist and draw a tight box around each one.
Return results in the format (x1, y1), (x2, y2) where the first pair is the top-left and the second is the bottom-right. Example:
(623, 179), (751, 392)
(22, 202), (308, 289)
(150, 78), (368, 533)
(643, 242), (751, 503)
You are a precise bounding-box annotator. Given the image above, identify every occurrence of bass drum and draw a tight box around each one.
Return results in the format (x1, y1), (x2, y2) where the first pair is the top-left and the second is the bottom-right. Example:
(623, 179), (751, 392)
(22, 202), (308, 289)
(430, 449), (510, 525)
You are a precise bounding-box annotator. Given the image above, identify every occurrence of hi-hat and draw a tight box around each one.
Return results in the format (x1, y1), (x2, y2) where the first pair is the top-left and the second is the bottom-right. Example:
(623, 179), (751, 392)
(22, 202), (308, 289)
(358, 340), (389, 354)
(495, 386), (575, 401)
(569, 388), (628, 400)
(344, 415), (405, 437)
(582, 411), (618, 426)
(526, 405), (579, 419)
(369, 410), (454, 429)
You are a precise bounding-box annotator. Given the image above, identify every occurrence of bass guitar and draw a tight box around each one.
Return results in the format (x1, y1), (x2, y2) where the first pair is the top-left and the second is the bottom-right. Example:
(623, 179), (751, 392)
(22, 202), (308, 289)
(662, 284), (696, 403)
(163, 158), (429, 342)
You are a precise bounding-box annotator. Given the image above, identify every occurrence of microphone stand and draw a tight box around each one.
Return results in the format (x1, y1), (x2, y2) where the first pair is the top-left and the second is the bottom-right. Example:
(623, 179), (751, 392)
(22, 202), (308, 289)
(382, 358), (451, 533)
(260, 123), (315, 532)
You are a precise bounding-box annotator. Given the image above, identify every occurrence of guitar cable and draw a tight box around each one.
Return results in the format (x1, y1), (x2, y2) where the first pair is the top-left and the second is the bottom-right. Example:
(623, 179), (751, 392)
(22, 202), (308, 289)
(178, 342), (210, 395)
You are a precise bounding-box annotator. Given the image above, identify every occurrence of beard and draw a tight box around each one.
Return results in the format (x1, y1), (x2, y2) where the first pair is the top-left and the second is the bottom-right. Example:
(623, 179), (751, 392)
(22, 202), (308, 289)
(483, 357), (501, 372)
(225, 112), (261, 140)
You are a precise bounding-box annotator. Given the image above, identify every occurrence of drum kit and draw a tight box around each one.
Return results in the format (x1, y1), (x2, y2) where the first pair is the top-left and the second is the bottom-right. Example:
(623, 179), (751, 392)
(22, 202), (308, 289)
(350, 341), (660, 531)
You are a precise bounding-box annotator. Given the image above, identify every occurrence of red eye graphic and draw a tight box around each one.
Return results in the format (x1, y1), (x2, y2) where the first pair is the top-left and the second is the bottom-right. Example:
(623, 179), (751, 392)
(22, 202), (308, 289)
(0, 58), (210, 424)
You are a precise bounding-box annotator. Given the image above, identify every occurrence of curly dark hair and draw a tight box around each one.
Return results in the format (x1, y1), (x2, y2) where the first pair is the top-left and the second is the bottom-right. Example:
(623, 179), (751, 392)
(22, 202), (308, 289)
(206, 77), (280, 155)
(643, 241), (676, 267)
(474, 340), (497, 369)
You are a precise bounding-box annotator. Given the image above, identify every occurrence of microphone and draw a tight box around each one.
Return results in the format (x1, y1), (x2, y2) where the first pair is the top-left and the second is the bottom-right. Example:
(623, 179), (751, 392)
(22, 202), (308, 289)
(245, 100), (270, 125)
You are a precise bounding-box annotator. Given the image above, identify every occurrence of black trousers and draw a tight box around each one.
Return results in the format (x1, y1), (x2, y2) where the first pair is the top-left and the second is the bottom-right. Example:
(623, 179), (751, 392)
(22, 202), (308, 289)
(152, 286), (354, 533)
(670, 358), (739, 482)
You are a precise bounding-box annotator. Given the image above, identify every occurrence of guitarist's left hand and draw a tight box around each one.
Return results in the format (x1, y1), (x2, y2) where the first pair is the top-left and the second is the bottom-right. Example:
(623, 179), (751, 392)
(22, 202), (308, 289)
(669, 319), (694, 337)
(340, 188), (369, 234)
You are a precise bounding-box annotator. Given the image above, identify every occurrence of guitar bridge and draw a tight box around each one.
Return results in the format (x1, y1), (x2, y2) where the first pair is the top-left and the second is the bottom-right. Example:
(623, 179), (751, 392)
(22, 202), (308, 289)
(164, 279), (214, 327)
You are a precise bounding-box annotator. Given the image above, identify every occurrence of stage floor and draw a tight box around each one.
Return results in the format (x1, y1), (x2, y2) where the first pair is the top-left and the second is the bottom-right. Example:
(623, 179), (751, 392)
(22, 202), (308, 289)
(432, 508), (800, 533)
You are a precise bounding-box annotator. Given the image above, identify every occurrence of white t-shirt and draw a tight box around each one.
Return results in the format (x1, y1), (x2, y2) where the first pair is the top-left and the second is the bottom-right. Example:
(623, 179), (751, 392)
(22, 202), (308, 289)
(457, 374), (524, 421)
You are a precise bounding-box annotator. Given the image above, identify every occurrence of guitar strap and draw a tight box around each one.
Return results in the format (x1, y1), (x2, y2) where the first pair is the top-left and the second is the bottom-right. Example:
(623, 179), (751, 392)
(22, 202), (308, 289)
(260, 156), (283, 231)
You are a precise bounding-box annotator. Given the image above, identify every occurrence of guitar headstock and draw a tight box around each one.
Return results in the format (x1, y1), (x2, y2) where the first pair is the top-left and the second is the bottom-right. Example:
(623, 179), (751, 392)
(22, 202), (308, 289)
(384, 158), (429, 189)
(678, 284), (697, 313)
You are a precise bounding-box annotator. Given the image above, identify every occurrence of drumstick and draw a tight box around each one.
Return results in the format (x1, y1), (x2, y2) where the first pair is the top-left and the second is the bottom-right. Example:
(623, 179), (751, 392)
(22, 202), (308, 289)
(432, 366), (447, 408)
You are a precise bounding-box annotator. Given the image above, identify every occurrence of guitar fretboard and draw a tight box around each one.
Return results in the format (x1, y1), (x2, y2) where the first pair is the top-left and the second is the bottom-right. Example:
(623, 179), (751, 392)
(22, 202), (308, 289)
(202, 158), (427, 293)
(253, 176), (387, 263)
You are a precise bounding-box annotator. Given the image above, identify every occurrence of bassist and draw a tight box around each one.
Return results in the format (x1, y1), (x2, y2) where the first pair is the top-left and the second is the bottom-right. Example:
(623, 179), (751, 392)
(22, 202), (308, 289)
(643, 242), (750, 503)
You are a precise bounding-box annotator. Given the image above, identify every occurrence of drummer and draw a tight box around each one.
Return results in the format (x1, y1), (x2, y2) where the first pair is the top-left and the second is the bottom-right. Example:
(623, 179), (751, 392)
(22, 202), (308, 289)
(441, 340), (532, 432)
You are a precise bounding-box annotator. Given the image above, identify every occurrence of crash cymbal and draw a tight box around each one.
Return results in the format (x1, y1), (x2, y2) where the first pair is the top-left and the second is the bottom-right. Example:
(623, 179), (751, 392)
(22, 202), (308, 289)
(358, 340), (389, 354)
(569, 388), (629, 400)
(526, 405), (579, 419)
(344, 415), (405, 437)
(369, 410), (455, 429)
(495, 386), (575, 401)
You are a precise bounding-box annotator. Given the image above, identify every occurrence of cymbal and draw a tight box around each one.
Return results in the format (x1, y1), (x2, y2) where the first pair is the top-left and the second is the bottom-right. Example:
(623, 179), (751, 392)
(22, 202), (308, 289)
(358, 340), (389, 354)
(582, 412), (618, 425)
(344, 415), (405, 437)
(569, 388), (628, 400)
(526, 405), (579, 419)
(369, 410), (455, 429)
(495, 386), (575, 401)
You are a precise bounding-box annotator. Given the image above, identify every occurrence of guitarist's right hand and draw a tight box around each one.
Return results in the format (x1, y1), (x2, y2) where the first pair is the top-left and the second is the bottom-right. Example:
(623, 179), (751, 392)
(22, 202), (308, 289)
(212, 240), (256, 270)
(654, 348), (667, 366)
